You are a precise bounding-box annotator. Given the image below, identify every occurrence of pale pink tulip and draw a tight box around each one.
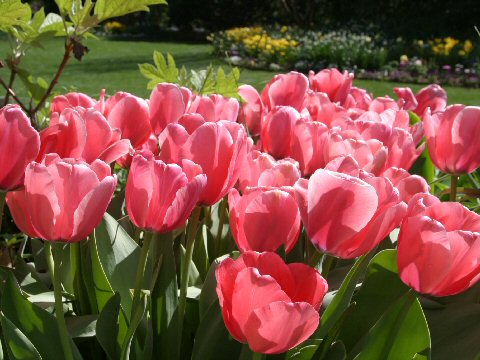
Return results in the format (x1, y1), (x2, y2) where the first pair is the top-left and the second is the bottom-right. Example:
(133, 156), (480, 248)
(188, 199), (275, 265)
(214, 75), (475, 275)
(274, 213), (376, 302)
(261, 72), (308, 111)
(308, 69), (353, 104)
(261, 106), (301, 159)
(238, 85), (264, 136)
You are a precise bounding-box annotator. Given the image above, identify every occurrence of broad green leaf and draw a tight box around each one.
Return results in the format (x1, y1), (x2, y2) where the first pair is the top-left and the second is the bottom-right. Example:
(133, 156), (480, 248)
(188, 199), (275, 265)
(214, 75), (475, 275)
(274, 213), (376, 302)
(287, 339), (322, 359)
(55, 0), (74, 15)
(68, 0), (97, 31)
(408, 111), (421, 125)
(13, 257), (49, 295)
(16, 69), (48, 101)
(0, 273), (82, 360)
(351, 293), (430, 360)
(120, 293), (148, 360)
(1, 314), (42, 360)
(150, 234), (180, 359)
(0, 0), (31, 28)
(425, 302), (480, 360)
(65, 314), (97, 338)
(96, 293), (122, 360)
(94, 0), (167, 22)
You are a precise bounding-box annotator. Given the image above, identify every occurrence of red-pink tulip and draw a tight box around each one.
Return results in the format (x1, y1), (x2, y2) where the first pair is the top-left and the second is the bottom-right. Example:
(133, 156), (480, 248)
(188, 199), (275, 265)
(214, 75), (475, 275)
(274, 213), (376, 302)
(159, 120), (247, 205)
(303, 91), (348, 127)
(0, 105), (40, 191)
(261, 72), (308, 111)
(308, 68), (353, 104)
(216, 251), (328, 354)
(126, 151), (206, 233)
(149, 83), (191, 136)
(261, 106), (301, 159)
(188, 94), (239, 123)
(295, 169), (406, 258)
(394, 87), (418, 111)
(381, 167), (429, 203)
(368, 96), (399, 113)
(414, 84), (447, 116)
(397, 193), (480, 296)
(238, 85), (264, 136)
(229, 187), (301, 253)
(238, 151), (300, 192)
(38, 108), (132, 164)
(50, 92), (97, 117)
(346, 86), (372, 111)
(424, 105), (480, 174)
(6, 155), (117, 242)
(104, 91), (152, 149)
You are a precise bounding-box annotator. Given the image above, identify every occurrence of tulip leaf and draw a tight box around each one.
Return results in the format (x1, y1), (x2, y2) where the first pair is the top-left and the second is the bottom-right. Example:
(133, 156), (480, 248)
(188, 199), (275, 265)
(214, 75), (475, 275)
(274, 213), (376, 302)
(191, 299), (242, 360)
(13, 257), (49, 296)
(0, 273), (82, 360)
(96, 293), (122, 360)
(0, 314), (42, 360)
(315, 252), (372, 339)
(424, 302), (480, 360)
(120, 292), (148, 360)
(150, 234), (180, 359)
(65, 314), (97, 338)
(338, 250), (431, 359)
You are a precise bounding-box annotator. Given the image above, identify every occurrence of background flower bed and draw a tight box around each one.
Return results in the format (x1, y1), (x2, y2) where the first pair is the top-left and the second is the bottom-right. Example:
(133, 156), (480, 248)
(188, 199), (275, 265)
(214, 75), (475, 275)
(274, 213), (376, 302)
(209, 26), (480, 88)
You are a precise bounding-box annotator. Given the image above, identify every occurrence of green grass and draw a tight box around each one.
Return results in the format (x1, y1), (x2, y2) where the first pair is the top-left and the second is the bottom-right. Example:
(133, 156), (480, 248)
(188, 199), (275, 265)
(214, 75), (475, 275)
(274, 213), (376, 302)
(0, 37), (478, 105)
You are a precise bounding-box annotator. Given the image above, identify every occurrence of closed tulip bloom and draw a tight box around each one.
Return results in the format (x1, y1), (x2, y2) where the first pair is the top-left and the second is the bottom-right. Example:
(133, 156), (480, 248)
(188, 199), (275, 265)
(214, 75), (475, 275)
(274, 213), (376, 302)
(424, 105), (480, 174)
(261, 106), (301, 159)
(308, 68), (353, 104)
(229, 187), (301, 253)
(261, 71), (309, 111)
(238, 85), (264, 136)
(149, 83), (191, 136)
(368, 96), (399, 113)
(6, 155), (117, 242)
(398, 194), (480, 296)
(50, 92), (97, 117)
(38, 108), (132, 164)
(126, 151), (206, 233)
(381, 167), (429, 203)
(0, 105), (40, 191)
(159, 119), (247, 205)
(414, 84), (447, 116)
(104, 91), (152, 149)
(216, 251), (328, 354)
(188, 94), (239, 123)
(294, 169), (406, 259)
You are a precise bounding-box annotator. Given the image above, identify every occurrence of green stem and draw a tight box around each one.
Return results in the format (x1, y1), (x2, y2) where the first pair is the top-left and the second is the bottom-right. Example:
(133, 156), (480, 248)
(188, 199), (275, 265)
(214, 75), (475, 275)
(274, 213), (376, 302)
(178, 206), (202, 339)
(47, 242), (74, 360)
(252, 351), (265, 360)
(0, 191), (6, 232)
(450, 175), (458, 201)
(131, 232), (154, 318)
(321, 254), (335, 279)
(215, 198), (227, 257)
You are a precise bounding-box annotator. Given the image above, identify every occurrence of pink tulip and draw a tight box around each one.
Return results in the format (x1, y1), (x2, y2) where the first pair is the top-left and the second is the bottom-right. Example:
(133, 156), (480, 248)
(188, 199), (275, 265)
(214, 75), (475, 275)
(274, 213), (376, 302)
(394, 87), (418, 111)
(126, 151), (206, 233)
(116, 134), (159, 168)
(346, 86), (372, 111)
(424, 105), (480, 174)
(149, 83), (191, 136)
(308, 68), (353, 104)
(216, 251), (328, 354)
(238, 85), (264, 136)
(414, 84), (447, 116)
(303, 91), (348, 127)
(50, 92), (97, 118)
(188, 94), (239, 123)
(159, 120), (247, 205)
(261, 72), (308, 111)
(6, 154), (117, 242)
(368, 96), (399, 113)
(398, 193), (480, 296)
(381, 167), (429, 203)
(261, 106), (301, 159)
(104, 91), (152, 149)
(290, 120), (329, 176)
(229, 187), (301, 253)
(38, 108), (132, 164)
(295, 169), (406, 258)
(0, 105), (40, 191)
(237, 151), (300, 192)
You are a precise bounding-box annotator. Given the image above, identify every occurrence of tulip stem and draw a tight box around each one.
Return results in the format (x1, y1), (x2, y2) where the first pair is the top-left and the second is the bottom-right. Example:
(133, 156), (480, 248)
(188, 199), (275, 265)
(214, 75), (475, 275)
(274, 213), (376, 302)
(0, 191), (6, 232)
(46, 242), (75, 360)
(178, 206), (202, 341)
(450, 175), (458, 201)
(131, 232), (153, 318)
(215, 198), (227, 257)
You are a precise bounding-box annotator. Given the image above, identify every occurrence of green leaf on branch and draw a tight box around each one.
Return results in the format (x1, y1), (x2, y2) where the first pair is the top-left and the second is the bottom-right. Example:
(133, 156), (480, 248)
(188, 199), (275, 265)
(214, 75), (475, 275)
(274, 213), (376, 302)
(94, 0), (167, 22)
(139, 51), (180, 88)
(0, 0), (31, 29)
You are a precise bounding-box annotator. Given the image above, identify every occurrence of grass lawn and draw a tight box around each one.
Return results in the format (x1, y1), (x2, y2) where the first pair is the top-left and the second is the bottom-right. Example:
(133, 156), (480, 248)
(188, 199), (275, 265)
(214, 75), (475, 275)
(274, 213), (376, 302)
(0, 37), (478, 105)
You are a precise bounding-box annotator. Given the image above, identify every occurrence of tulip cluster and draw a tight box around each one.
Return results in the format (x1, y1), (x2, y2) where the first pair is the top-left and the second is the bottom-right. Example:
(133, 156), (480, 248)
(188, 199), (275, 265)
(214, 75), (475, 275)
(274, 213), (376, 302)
(1, 66), (480, 357)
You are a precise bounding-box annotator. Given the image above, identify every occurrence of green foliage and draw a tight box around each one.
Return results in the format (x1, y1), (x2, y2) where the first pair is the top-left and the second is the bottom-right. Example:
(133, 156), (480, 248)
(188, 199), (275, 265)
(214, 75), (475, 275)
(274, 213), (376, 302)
(94, 0), (167, 22)
(139, 51), (241, 99)
(0, 0), (31, 29)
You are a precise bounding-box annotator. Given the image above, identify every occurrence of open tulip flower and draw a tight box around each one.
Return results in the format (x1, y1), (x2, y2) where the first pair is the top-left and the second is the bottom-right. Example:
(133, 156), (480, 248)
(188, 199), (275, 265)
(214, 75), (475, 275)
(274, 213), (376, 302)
(216, 251), (328, 354)
(6, 154), (117, 242)
(295, 169), (407, 258)
(228, 187), (301, 253)
(398, 194), (480, 296)
(0, 105), (40, 191)
(126, 151), (207, 233)
(424, 105), (480, 175)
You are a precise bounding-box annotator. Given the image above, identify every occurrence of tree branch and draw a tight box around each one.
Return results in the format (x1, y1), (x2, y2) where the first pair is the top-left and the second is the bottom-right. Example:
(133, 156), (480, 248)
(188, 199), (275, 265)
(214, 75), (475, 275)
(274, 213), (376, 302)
(0, 77), (30, 113)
